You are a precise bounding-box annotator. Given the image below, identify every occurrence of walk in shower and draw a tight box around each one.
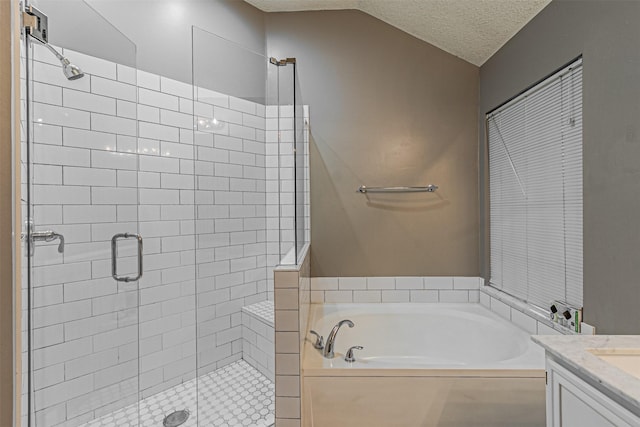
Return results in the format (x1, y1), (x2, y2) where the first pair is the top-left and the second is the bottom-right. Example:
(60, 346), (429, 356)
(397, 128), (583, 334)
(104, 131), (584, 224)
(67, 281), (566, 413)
(20, 2), (308, 426)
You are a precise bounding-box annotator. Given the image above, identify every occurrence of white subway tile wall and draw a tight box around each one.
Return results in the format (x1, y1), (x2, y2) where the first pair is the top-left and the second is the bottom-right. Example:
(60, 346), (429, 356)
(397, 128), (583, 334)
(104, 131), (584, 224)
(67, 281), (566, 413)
(193, 84), (270, 381)
(310, 276), (482, 304)
(242, 301), (275, 382)
(23, 43), (309, 427)
(28, 46), (145, 427)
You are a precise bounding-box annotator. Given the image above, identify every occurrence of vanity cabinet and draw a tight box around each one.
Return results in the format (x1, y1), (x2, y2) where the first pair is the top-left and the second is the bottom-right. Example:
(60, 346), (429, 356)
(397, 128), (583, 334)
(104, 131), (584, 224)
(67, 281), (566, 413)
(546, 359), (640, 427)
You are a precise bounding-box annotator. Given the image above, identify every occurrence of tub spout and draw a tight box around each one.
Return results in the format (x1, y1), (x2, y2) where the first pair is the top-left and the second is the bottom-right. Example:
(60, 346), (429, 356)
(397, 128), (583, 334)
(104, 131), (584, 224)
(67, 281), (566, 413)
(323, 319), (354, 358)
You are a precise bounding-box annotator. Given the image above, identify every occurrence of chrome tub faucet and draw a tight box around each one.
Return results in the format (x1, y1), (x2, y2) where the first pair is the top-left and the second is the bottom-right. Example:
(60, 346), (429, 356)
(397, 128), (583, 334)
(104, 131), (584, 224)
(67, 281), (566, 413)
(323, 319), (354, 358)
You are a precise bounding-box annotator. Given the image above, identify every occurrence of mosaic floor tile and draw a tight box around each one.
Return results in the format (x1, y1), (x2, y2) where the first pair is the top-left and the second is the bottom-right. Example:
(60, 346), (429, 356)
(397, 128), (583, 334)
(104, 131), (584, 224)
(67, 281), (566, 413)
(82, 360), (274, 427)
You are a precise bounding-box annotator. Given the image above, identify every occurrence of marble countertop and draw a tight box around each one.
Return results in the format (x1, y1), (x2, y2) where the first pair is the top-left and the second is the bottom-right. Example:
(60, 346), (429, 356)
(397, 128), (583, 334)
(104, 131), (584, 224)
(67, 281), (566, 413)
(533, 335), (640, 416)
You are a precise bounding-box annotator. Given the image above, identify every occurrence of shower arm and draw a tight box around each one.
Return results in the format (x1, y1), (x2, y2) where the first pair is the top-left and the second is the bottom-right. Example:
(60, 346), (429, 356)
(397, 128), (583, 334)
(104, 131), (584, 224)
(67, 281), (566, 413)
(43, 42), (67, 63)
(30, 37), (68, 64)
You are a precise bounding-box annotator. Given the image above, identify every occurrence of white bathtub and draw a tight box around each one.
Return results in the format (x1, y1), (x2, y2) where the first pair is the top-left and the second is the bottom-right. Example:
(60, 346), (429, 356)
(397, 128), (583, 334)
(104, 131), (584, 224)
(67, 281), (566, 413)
(302, 303), (546, 427)
(304, 303), (544, 371)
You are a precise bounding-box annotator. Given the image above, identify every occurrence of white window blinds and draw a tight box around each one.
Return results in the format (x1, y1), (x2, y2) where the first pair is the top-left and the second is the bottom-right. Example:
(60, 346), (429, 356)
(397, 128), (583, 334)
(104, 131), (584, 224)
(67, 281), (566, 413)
(488, 58), (583, 309)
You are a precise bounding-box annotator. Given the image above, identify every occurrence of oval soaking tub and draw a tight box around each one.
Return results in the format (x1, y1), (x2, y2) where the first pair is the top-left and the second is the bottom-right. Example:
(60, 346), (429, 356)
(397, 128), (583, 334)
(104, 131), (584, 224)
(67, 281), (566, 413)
(301, 303), (546, 427)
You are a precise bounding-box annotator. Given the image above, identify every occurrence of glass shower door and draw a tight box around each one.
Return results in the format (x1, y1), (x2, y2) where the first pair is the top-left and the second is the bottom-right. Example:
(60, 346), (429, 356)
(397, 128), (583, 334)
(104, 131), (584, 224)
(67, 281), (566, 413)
(22, 1), (141, 425)
(192, 26), (275, 426)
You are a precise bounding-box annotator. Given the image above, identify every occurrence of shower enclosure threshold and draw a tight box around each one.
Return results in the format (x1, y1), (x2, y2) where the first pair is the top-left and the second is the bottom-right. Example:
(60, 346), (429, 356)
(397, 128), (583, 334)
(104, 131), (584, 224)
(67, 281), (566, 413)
(80, 360), (274, 427)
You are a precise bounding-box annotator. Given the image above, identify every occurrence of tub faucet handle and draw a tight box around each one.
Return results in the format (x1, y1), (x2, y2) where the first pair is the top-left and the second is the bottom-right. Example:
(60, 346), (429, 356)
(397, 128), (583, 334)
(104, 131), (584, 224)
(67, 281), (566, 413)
(323, 319), (354, 359)
(309, 330), (324, 350)
(345, 346), (363, 363)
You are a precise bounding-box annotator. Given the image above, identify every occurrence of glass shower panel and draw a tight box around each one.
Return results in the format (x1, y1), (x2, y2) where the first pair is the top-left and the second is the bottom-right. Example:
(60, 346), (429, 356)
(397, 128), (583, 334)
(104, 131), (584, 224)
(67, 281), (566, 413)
(272, 60), (308, 265)
(293, 64), (308, 261)
(22, 1), (140, 426)
(192, 26), (274, 426)
(275, 63), (296, 264)
(135, 30), (197, 427)
(266, 58), (281, 282)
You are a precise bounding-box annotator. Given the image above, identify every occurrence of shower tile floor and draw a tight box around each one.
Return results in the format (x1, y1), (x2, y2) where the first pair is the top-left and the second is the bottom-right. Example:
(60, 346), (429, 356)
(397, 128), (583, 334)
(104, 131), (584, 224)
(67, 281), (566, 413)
(82, 360), (274, 427)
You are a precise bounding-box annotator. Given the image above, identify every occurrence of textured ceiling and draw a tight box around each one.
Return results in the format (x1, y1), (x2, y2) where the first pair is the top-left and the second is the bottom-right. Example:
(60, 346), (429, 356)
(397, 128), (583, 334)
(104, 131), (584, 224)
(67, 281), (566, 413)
(245, 0), (551, 65)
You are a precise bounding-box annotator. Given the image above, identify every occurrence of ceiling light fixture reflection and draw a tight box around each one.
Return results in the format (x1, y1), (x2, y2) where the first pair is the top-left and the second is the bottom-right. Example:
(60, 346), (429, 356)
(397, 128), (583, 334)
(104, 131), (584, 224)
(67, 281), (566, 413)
(197, 117), (224, 131)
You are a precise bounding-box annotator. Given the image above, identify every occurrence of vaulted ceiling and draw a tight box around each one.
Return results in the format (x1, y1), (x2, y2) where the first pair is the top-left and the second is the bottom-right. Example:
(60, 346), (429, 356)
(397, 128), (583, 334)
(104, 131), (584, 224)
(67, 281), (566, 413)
(244, 0), (551, 65)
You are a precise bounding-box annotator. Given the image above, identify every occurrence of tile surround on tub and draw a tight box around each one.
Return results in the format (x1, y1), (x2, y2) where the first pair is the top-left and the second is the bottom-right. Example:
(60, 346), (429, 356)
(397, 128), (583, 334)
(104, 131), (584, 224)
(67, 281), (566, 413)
(480, 285), (574, 336)
(310, 276), (482, 303)
(274, 244), (310, 427)
(311, 277), (575, 338)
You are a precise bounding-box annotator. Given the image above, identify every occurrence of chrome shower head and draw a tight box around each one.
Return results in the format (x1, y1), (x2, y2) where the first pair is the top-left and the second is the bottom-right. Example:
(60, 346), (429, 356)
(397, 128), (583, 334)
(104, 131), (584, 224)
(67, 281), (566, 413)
(60, 58), (84, 80)
(39, 41), (85, 81)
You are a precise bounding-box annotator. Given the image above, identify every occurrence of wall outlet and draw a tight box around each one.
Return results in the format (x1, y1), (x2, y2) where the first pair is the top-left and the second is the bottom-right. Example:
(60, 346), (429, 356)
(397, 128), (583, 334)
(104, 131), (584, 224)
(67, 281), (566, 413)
(568, 308), (582, 333)
(550, 301), (582, 333)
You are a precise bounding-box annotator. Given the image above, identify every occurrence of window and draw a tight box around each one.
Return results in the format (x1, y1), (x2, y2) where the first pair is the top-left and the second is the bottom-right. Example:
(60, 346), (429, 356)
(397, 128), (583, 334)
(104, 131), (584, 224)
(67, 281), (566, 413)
(487, 58), (583, 309)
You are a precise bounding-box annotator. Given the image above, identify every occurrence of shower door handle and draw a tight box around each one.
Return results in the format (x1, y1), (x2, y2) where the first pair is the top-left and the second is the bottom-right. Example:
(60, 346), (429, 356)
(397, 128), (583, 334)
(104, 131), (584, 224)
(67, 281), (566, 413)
(111, 233), (143, 282)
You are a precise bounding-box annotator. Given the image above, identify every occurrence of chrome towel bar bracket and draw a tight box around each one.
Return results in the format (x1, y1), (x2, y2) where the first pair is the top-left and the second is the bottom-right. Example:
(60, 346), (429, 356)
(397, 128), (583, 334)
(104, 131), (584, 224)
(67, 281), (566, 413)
(357, 184), (438, 194)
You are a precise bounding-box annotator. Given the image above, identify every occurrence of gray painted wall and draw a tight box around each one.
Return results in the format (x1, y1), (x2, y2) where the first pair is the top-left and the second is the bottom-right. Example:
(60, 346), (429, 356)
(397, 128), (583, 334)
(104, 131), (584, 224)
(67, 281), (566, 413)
(480, 0), (640, 334)
(266, 10), (480, 278)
